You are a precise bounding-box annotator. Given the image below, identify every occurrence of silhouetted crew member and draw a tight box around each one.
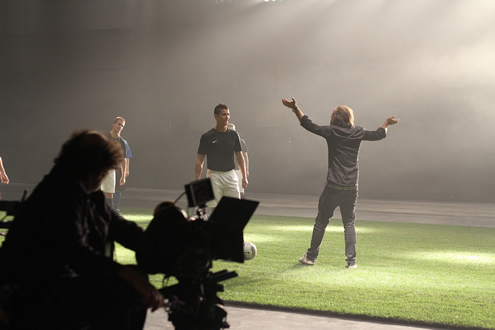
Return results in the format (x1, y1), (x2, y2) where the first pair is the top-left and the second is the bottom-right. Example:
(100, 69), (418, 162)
(0, 130), (162, 329)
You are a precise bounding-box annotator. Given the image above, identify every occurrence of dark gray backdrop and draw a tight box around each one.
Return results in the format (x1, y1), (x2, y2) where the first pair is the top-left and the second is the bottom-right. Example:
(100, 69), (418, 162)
(1, 0), (494, 202)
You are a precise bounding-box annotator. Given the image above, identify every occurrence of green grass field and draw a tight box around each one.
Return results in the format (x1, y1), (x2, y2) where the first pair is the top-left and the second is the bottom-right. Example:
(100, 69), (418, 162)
(2, 208), (494, 329)
(116, 209), (495, 329)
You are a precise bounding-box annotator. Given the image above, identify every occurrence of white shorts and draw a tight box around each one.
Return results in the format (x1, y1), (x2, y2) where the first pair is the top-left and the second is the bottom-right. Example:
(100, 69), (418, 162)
(235, 169), (244, 194)
(206, 169), (240, 208)
(101, 169), (116, 194)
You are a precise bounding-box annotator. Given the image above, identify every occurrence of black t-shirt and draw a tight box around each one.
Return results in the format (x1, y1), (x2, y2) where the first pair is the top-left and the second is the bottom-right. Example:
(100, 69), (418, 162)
(234, 138), (248, 170)
(198, 128), (242, 171)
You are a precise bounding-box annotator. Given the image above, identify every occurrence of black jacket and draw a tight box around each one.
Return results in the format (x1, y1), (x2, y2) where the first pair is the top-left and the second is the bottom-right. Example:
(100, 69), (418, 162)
(300, 115), (387, 187)
(0, 165), (144, 287)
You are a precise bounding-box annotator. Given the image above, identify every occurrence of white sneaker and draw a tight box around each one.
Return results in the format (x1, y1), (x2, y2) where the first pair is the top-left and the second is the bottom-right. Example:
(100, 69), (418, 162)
(299, 254), (315, 266)
(346, 262), (357, 269)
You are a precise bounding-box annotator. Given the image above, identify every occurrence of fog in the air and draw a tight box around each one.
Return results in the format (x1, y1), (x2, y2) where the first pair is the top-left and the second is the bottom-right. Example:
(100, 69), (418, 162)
(1, 0), (494, 202)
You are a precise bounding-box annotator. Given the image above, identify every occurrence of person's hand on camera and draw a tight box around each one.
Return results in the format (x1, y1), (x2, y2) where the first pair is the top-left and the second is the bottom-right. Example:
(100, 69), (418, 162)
(118, 266), (164, 312)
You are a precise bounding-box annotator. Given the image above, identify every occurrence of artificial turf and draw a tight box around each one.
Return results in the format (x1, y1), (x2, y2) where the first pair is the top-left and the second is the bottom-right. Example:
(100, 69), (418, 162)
(117, 209), (495, 329)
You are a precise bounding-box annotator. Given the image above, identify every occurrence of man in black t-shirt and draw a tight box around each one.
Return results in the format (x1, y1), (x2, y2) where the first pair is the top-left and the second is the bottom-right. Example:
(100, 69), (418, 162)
(195, 103), (248, 209)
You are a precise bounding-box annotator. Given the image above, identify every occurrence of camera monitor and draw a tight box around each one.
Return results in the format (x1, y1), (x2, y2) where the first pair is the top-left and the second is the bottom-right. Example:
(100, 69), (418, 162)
(185, 178), (214, 207)
(208, 196), (259, 263)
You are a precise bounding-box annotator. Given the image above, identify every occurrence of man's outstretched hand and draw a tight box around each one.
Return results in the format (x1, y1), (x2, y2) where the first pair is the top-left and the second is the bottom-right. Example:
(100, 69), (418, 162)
(282, 97), (297, 109)
(382, 116), (399, 129)
(386, 116), (399, 125)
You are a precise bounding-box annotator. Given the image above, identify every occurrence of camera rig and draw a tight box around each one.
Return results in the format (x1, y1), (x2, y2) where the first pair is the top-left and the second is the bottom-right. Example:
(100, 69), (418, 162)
(136, 179), (259, 329)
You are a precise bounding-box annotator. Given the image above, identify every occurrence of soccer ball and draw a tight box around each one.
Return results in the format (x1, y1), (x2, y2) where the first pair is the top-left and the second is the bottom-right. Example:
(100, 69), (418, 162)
(243, 242), (257, 261)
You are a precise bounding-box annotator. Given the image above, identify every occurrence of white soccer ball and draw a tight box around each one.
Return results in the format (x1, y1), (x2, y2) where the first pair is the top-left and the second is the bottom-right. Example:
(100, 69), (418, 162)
(243, 242), (257, 261)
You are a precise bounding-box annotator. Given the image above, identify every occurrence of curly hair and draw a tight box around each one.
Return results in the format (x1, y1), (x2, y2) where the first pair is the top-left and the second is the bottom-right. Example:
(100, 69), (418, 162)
(330, 105), (354, 128)
(54, 130), (123, 179)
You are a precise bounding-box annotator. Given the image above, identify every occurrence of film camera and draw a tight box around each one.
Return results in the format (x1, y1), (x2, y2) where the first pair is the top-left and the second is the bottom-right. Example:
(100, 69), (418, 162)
(136, 179), (258, 330)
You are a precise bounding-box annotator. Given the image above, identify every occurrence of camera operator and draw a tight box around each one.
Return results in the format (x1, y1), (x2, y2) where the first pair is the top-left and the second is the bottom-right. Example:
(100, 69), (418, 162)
(0, 130), (163, 329)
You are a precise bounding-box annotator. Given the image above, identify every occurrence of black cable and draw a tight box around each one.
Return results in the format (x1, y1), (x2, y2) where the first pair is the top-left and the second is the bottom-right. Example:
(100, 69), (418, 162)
(174, 191), (186, 205)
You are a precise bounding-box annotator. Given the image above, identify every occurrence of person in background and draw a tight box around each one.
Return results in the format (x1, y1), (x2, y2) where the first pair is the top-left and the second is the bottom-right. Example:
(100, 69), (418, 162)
(282, 97), (399, 269)
(0, 156), (9, 186)
(114, 138), (132, 213)
(195, 103), (247, 211)
(0, 156), (9, 201)
(0, 155), (10, 235)
(227, 123), (249, 198)
(101, 117), (127, 207)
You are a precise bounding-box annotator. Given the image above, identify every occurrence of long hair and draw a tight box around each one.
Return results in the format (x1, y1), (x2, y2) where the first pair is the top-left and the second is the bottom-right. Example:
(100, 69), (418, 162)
(330, 105), (354, 128)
